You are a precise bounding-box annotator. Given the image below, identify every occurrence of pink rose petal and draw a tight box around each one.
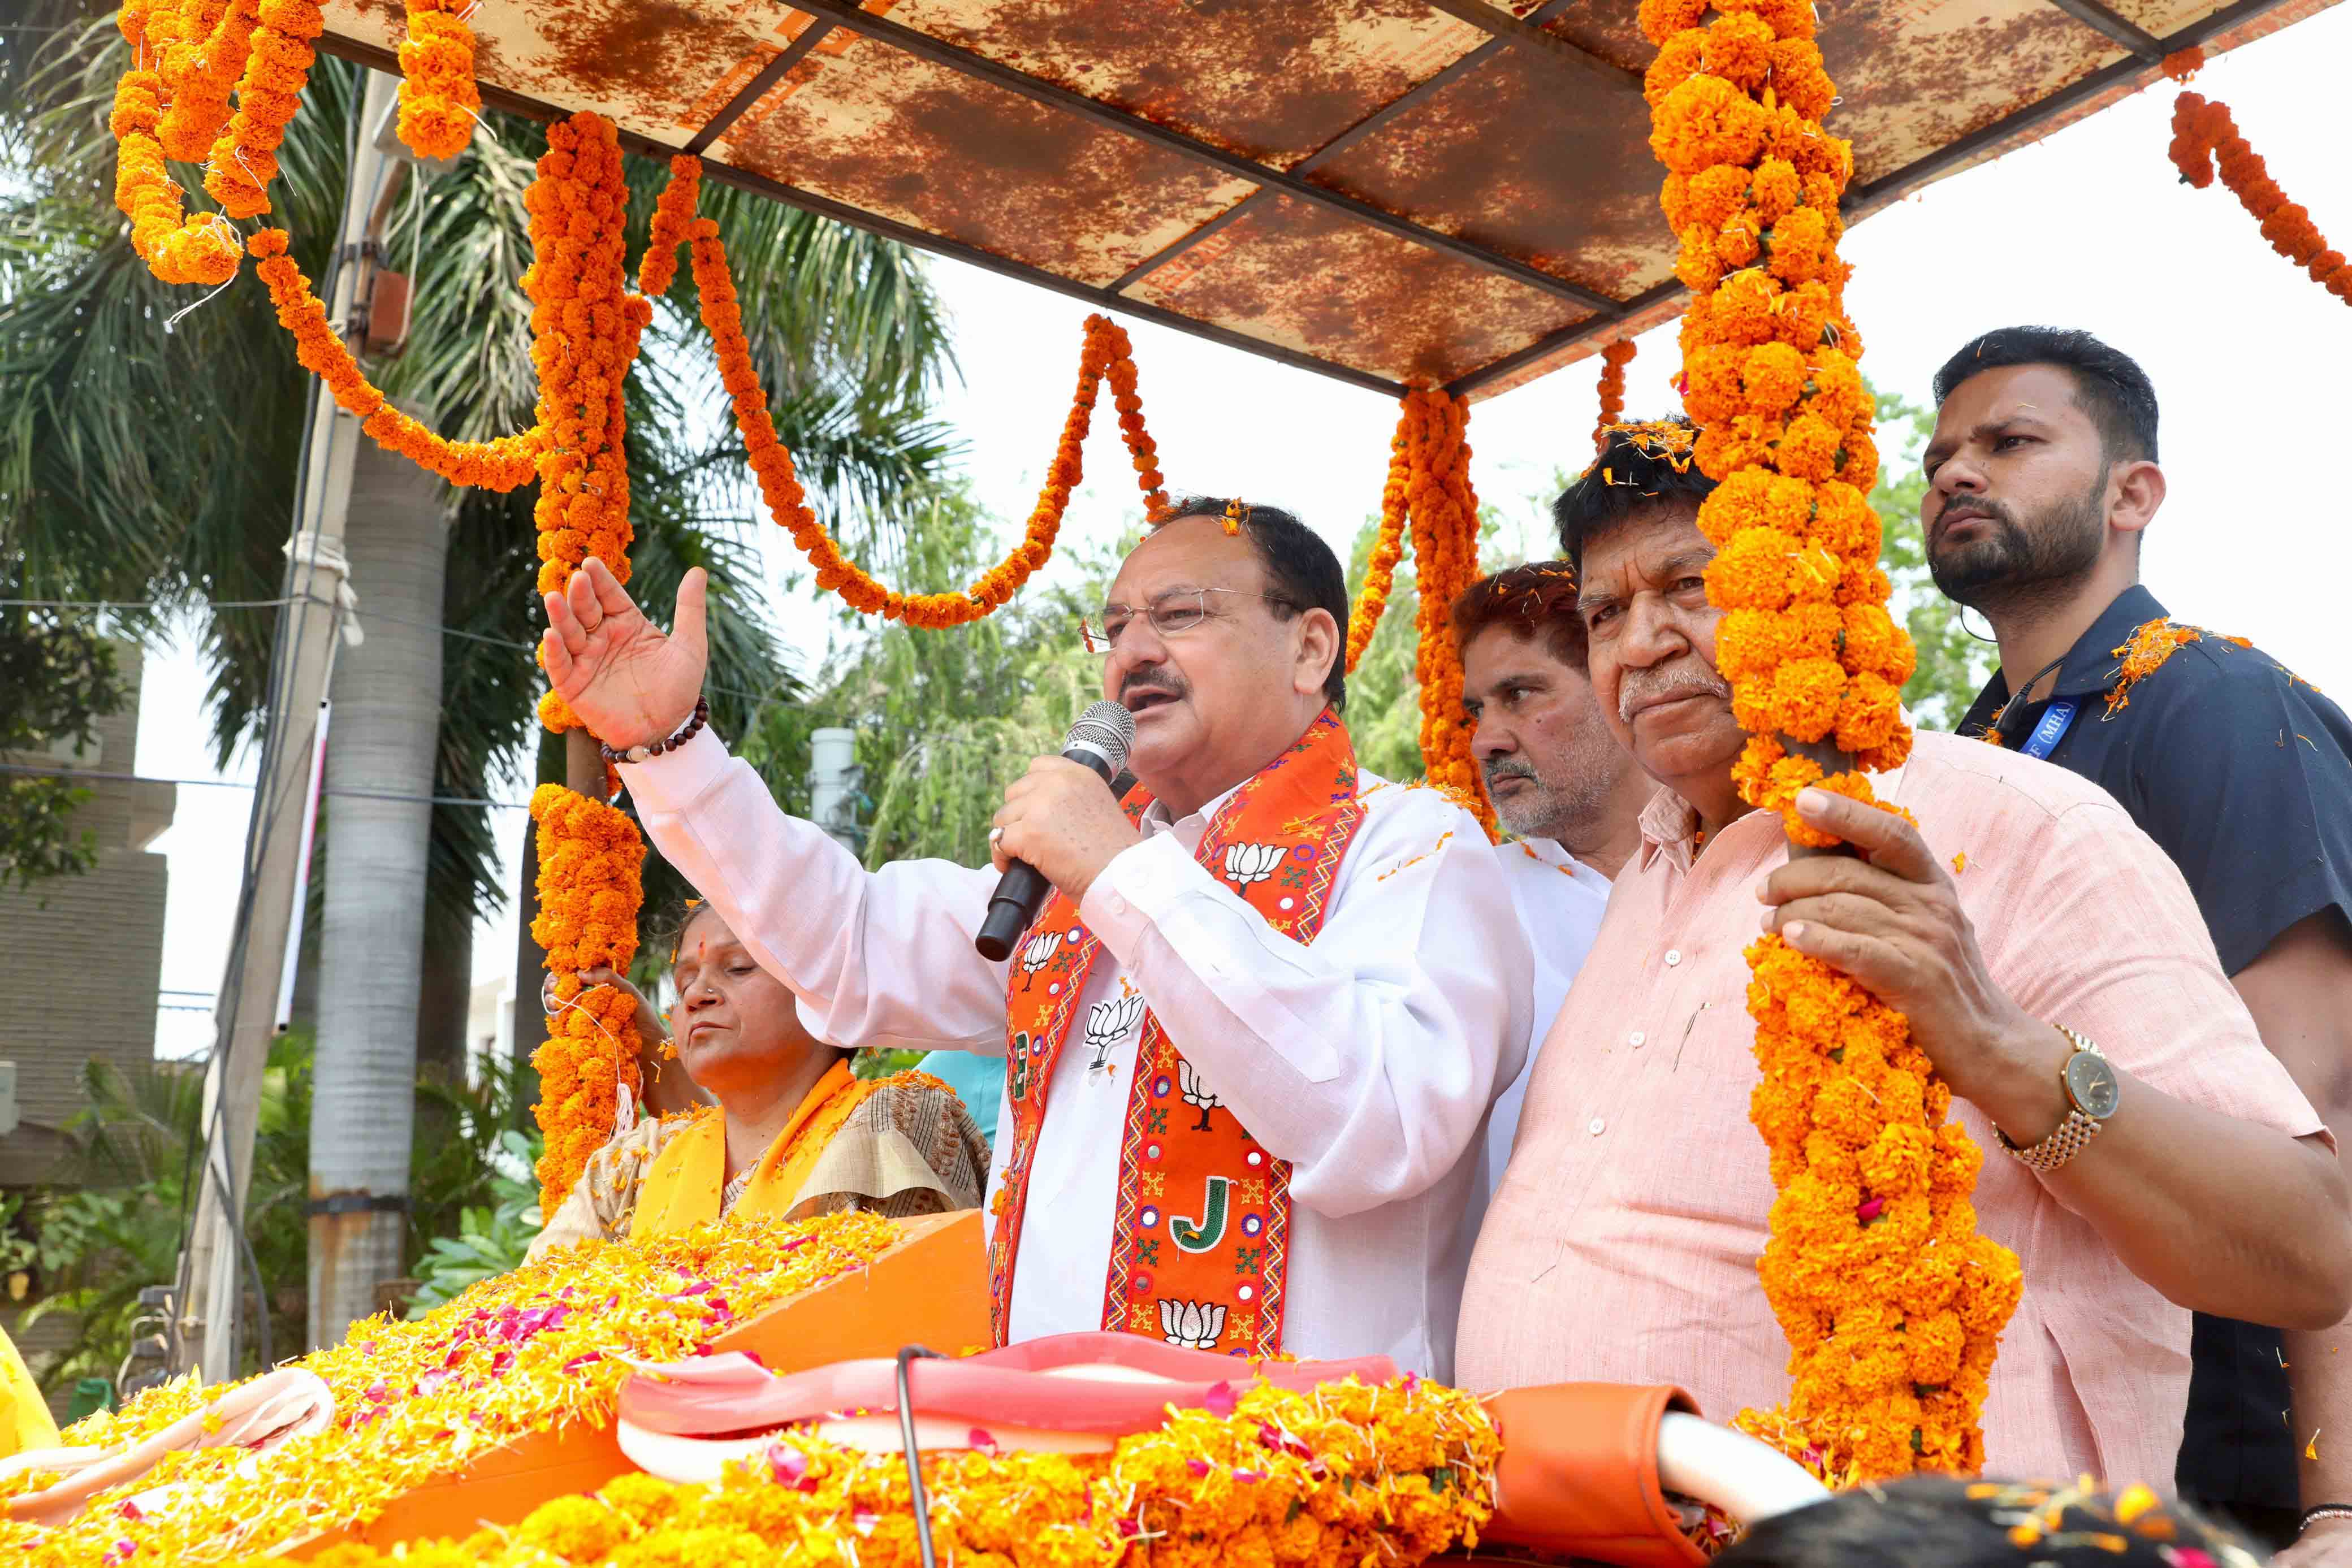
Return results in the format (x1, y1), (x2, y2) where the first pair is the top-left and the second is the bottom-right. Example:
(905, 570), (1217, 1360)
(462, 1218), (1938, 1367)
(1203, 1380), (1237, 1418)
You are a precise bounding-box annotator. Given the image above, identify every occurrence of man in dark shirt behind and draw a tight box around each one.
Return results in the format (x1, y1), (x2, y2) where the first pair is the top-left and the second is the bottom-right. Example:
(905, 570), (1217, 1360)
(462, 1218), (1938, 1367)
(1926, 325), (2352, 1560)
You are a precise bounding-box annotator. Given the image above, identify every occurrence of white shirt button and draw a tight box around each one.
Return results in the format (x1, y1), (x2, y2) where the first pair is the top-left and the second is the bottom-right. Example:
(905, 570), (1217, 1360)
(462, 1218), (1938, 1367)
(1664, 948), (1683, 967)
(1628, 1030), (1646, 1047)
(1588, 1116), (1606, 1136)
(1110, 896), (1129, 916)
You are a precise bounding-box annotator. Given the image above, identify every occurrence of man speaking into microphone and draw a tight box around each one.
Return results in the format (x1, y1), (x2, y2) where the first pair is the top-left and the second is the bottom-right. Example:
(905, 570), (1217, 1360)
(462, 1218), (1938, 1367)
(542, 496), (1529, 1376)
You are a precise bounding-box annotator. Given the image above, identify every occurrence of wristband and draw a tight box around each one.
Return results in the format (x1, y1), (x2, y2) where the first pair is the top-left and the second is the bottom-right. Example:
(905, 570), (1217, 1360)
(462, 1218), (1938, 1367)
(2303, 1504), (2352, 1534)
(600, 696), (709, 766)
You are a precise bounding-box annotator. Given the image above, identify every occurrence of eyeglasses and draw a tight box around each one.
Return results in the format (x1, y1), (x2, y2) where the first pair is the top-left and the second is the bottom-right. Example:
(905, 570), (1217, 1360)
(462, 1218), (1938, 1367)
(1078, 586), (1292, 655)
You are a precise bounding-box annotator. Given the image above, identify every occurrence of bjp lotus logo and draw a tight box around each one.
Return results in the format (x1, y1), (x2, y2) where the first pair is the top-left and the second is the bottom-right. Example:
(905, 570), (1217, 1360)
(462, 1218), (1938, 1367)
(1221, 842), (1282, 887)
(1158, 1298), (1227, 1351)
(1018, 929), (1064, 988)
(1084, 993), (1145, 1072)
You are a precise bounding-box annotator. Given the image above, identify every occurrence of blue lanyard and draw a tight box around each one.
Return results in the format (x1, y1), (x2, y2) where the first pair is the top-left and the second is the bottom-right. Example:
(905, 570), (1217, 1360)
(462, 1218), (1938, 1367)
(2020, 699), (2078, 760)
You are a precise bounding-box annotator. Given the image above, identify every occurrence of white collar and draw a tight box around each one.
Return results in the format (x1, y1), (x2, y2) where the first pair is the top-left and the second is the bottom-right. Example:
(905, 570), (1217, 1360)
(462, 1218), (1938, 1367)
(1504, 834), (1611, 887)
(1138, 778), (1247, 850)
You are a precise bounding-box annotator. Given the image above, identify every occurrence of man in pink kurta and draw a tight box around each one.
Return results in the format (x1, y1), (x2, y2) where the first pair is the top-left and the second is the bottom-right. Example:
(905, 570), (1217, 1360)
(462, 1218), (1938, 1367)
(1457, 422), (2349, 1487)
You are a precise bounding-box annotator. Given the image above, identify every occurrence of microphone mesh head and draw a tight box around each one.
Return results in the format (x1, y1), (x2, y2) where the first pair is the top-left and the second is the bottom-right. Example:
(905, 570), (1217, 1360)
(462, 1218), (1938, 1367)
(1065, 700), (1136, 770)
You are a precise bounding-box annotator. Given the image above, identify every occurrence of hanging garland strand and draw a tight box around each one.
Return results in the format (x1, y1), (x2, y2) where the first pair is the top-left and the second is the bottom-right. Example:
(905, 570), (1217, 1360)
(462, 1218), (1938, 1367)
(1334, 390), (1491, 834)
(1402, 387), (1493, 834)
(1592, 339), (1638, 451)
(529, 782), (646, 1215)
(1639, 0), (2020, 1483)
(529, 113), (655, 734)
(396, 0), (482, 161)
(111, 0), (243, 285)
(112, 0), (473, 290)
(245, 229), (546, 487)
(635, 154), (1171, 628)
(2164, 49), (2351, 306)
(1344, 404), (1413, 674)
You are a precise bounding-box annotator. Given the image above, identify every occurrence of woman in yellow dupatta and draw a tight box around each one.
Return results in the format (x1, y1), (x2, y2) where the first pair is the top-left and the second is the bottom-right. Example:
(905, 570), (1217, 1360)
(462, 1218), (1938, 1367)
(0, 1322), (58, 1459)
(528, 903), (991, 1258)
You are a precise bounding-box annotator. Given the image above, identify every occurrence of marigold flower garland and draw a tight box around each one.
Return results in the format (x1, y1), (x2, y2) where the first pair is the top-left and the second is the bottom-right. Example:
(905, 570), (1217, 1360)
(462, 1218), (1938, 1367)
(526, 112), (653, 734)
(245, 229), (546, 487)
(1639, 0), (2020, 1482)
(2164, 49), (2351, 306)
(1, 1214), (901, 1568)
(111, 0), (481, 288)
(634, 157), (1171, 629)
(211, 1372), (1498, 1568)
(1344, 412), (1412, 674)
(1400, 388), (1494, 834)
(529, 781), (647, 1215)
(395, 0), (481, 162)
(1593, 339), (1638, 451)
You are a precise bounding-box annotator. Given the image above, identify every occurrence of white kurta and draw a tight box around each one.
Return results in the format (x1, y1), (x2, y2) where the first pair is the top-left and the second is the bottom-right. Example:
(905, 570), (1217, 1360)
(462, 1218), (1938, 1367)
(1481, 838), (1613, 1197)
(621, 735), (1533, 1380)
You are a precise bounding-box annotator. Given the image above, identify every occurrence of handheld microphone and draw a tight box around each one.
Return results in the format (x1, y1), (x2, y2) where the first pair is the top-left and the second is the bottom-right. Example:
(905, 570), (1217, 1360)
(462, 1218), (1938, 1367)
(975, 700), (1136, 961)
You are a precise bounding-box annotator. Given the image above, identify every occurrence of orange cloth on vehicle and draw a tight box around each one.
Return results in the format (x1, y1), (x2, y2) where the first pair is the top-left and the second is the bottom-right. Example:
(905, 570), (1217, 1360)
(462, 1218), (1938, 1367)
(1479, 1383), (1706, 1568)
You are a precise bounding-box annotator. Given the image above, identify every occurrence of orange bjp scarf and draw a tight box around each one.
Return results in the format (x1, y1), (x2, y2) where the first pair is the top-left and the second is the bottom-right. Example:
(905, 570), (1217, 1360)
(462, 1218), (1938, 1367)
(628, 1058), (879, 1238)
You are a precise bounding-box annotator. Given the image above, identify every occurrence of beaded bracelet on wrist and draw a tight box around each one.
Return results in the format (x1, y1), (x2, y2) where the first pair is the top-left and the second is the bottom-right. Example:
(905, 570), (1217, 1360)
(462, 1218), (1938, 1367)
(2303, 1504), (2352, 1534)
(599, 695), (709, 766)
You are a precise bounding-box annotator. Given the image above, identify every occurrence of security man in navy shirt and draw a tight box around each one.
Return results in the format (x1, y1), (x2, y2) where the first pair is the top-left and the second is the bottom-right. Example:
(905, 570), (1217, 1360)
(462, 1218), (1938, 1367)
(1927, 327), (2352, 1558)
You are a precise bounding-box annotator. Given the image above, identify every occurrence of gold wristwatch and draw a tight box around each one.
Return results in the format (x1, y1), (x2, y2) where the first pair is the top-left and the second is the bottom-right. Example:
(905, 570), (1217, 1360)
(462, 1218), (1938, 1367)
(1994, 1026), (2120, 1172)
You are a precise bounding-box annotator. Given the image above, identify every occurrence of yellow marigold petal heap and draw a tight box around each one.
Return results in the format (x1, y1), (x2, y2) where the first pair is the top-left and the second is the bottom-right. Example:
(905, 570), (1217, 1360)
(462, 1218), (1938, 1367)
(1593, 338), (1638, 451)
(1639, 0), (2019, 1482)
(528, 781), (646, 1214)
(3, 1214), (902, 1568)
(634, 157), (1169, 628)
(395, 0), (481, 161)
(1344, 409), (1412, 674)
(245, 228), (546, 486)
(1401, 387), (1494, 835)
(206, 1371), (1498, 1568)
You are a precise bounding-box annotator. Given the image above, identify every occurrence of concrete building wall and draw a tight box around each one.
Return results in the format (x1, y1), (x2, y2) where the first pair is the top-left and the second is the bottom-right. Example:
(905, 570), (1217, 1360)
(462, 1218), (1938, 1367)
(0, 643), (178, 1186)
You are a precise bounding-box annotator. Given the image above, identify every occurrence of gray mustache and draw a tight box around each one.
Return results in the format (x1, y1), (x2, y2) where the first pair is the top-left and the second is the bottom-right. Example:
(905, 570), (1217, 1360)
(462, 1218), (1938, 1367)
(1618, 669), (1729, 723)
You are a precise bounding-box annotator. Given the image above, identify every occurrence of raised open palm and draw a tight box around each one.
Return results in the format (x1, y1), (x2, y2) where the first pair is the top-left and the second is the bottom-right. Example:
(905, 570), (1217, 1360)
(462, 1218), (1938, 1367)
(541, 557), (710, 751)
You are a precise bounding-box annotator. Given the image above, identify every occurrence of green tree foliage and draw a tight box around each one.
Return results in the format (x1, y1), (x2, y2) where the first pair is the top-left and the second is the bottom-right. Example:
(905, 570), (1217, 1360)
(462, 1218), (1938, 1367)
(404, 1129), (544, 1317)
(740, 484), (1125, 873)
(1871, 387), (1994, 730)
(0, 611), (123, 891)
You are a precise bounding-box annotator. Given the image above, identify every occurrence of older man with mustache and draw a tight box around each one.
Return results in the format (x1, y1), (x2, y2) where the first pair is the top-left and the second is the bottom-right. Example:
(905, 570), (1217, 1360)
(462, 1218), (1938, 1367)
(1455, 421), (2350, 1487)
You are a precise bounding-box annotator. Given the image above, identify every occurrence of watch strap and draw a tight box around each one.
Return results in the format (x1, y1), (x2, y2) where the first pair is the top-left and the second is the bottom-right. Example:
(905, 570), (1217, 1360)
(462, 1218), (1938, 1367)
(1995, 1028), (2108, 1173)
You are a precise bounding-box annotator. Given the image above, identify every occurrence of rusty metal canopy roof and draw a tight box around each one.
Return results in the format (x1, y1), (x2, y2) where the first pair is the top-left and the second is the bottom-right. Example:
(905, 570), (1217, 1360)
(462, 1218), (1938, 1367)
(318, 0), (2336, 401)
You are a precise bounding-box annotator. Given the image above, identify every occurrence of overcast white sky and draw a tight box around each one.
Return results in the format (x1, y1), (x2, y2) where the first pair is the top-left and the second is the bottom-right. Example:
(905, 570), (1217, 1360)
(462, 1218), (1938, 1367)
(139, 9), (2352, 1055)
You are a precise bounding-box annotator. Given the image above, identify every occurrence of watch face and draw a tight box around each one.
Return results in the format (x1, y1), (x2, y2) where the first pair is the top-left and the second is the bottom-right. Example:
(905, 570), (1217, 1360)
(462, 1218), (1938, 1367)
(2065, 1050), (2121, 1119)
